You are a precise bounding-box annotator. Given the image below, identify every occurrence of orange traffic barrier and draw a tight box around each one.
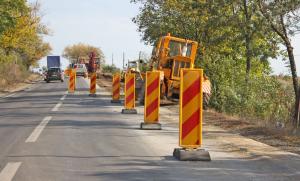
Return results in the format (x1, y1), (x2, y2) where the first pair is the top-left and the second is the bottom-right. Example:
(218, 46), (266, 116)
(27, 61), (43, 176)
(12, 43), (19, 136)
(140, 71), (161, 130)
(173, 68), (211, 161)
(180, 68), (203, 148)
(68, 69), (76, 93)
(121, 73), (137, 114)
(111, 73), (121, 103)
(89, 72), (97, 97)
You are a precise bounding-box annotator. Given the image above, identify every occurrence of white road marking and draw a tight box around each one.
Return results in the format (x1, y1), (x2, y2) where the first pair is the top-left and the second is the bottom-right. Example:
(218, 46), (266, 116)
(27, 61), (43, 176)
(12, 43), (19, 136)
(0, 162), (22, 181)
(60, 94), (67, 101)
(52, 102), (62, 112)
(4, 93), (16, 98)
(25, 116), (52, 143)
(83, 77), (100, 89)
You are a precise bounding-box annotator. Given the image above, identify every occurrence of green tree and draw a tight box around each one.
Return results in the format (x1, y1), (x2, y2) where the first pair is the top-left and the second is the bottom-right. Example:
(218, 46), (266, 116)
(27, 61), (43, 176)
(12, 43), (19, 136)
(63, 43), (105, 64)
(258, 0), (300, 125)
(0, 1), (51, 67)
(0, 0), (28, 35)
(0, 0), (51, 87)
(231, 1), (278, 82)
(132, 0), (293, 126)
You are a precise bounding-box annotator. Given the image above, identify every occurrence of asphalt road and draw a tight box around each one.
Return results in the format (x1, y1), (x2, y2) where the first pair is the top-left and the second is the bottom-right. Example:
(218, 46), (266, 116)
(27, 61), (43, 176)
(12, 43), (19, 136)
(0, 77), (300, 181)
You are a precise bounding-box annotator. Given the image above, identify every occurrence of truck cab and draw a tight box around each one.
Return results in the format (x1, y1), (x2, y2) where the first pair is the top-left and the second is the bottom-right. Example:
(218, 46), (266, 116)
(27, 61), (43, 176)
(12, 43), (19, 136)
(45, 67), (64, 83)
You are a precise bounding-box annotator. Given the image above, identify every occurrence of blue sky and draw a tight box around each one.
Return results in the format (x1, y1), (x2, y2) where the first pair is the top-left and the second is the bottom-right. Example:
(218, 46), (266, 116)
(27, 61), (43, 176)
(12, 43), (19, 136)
(33, 0), (152, 69)
(31, 0), (299, 75)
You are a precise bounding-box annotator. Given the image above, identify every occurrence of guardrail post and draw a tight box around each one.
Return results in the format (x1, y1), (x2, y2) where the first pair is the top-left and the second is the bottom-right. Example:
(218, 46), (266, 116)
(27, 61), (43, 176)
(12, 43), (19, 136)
(173, 68), (211, 161)
(140, 71), (161, 130)
(122, 73), (137, 114)
(89, 72), (97, 97)
(111, 73), (121, 103)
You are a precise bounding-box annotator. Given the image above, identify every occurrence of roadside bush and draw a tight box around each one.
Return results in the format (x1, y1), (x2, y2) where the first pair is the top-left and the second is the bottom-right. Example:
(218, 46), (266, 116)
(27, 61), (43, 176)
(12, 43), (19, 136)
(201, 53), (293, 126)
(0, 60), (29, 90)
(102, 64), (120, 74)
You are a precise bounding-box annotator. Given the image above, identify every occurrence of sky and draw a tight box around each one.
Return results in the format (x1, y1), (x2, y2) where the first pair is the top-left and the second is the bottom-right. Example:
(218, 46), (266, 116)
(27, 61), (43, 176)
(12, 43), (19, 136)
(33, 0), (152, 69)
(30, 0), (299, 75)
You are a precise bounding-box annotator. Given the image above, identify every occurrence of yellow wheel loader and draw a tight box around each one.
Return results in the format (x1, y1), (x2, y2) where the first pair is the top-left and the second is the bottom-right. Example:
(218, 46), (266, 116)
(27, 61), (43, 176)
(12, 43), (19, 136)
(137, 33), (211, 108)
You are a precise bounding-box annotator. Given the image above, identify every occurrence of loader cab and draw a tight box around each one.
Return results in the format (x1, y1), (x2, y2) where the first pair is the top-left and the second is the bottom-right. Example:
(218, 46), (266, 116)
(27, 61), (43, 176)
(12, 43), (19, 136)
(156, 33), (198, 80)
(127, 61), (141, 73)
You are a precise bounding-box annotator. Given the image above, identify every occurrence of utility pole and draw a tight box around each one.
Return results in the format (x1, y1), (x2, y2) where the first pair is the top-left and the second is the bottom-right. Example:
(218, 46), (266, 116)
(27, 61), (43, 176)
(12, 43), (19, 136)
(112, 53), (114, 66)
(123, 52), (125, 69)
(139, 51), (141, 61)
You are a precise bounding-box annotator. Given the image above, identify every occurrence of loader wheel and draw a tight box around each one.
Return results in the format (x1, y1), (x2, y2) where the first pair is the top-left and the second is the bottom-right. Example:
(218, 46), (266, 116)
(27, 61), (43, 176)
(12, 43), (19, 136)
(203, 93), (210, 110)
(138, 82), (145, 105)
(171, 93), (179, 99)
(160, 82), (167, 99)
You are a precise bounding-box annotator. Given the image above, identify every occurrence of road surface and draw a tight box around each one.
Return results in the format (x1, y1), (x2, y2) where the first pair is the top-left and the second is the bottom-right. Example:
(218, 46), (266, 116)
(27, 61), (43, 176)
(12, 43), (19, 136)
(0, 77), (299, 181)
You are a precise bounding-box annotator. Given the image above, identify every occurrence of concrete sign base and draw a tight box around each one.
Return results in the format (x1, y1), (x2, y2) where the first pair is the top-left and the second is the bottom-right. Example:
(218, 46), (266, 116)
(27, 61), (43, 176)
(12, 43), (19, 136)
(121, 109), (137, 114)
(173, 148), (211, 161)
(140, 123), (162, 130)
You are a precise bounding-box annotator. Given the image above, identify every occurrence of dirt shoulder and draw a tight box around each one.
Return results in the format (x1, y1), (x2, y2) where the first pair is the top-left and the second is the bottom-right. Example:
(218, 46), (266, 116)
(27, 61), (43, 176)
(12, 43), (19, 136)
(96, 73), (113, 92)
(204, 110), (300, 155)
(97, 75), (300, 155)
(0, 73), (42, 97)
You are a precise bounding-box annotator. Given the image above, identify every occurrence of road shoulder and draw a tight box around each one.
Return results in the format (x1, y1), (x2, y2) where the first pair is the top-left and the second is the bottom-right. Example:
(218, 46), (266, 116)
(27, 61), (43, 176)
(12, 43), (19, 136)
(0, 74), (41, 98)
(96, 75), (300, 157)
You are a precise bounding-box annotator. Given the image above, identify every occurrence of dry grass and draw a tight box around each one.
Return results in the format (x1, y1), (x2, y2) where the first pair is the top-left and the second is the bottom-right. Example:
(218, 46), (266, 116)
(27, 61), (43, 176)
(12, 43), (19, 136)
(0, 63), (42, 92)
(0, 63), (30, 91)
(96, 73), (113, 91)
(204, 110), (300, 154)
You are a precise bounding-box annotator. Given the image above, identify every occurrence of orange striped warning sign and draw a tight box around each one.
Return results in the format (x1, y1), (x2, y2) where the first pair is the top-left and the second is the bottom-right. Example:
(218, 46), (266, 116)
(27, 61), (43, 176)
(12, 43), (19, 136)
(112, 73), (121, 101)
(124, 73), (135, 109)
(90, 72), (97, 95)
(68, 69), (76, 93)
(179, 68), (203, 148)
(144, 71), (160, 123)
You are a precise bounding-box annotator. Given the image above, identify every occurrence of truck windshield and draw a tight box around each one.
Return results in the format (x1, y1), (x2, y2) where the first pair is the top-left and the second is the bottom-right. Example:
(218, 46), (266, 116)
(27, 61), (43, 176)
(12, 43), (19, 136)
(168, 40), (192, 57)
(128, 62), (137, 67)
(49, 68), (60, 72)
